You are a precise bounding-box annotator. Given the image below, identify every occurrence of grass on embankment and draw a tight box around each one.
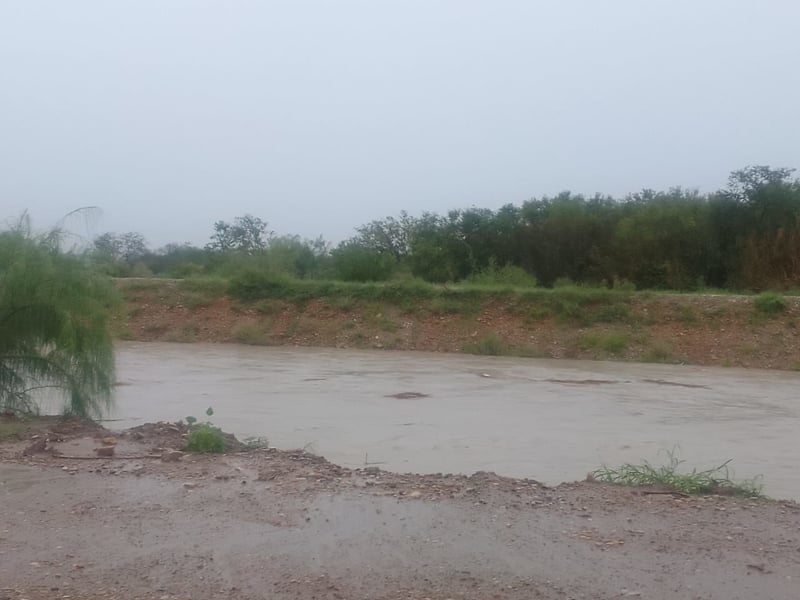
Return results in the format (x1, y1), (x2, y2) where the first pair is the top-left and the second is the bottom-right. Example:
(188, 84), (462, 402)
(114, 275), (800, 369)
(224, 270), (636, 320)
(592, 452), (764, 498)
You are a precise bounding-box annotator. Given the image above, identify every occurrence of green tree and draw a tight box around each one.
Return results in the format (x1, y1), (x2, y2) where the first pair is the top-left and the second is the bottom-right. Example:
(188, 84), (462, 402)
(92, 231), (151, 276)
(0, 222), (116, 417)
(712, 166), (800, 288)
(354, 211), (417, 260)
(206, 215), (273, 254)
(93, 232), (148, 263)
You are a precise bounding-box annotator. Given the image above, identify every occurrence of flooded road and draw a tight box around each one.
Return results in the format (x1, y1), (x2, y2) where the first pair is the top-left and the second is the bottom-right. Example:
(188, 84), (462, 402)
(112, 342), (800, 499)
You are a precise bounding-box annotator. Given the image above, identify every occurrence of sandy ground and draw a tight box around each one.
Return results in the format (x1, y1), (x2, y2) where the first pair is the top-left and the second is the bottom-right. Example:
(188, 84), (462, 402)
(1, 420), (799, 600)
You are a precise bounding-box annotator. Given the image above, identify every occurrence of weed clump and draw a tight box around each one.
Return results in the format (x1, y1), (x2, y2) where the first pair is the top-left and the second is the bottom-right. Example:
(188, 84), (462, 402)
(754, 292), (786, 315)
(185, 424), (226, 453)
(592, 451), (763, 497)
(184, 407), (226, 453)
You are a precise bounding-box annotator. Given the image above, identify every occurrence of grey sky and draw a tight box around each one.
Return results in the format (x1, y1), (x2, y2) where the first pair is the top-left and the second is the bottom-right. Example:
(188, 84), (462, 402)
(1, 1), (799, 248)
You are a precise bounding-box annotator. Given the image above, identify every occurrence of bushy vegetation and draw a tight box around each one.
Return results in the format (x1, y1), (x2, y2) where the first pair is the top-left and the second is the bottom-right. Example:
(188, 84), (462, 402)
(754, 292), (787, 315)
(184, 408), (226, 453)
(90, 165), (800, 292)
(0, 220), (117, 417)
(185, 424), (226, 453)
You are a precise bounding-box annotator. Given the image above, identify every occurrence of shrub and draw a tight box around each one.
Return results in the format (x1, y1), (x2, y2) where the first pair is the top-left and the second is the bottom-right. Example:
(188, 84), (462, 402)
(0, 225), (117, 417)
(754, 292), (786, 315)
(185, 424), (226, 453)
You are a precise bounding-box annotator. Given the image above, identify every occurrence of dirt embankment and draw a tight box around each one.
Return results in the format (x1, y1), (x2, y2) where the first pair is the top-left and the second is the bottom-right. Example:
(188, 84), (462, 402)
(2, 417), (799, 600)
(114, 279), (800, 371)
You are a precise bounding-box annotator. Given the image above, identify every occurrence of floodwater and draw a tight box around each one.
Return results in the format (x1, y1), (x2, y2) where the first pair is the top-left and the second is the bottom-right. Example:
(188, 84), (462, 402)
(111, 342), (800, 499)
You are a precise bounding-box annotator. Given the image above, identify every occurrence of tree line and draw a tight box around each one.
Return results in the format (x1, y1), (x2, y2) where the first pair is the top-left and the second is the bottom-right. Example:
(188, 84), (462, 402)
(92, 166), (800, 291)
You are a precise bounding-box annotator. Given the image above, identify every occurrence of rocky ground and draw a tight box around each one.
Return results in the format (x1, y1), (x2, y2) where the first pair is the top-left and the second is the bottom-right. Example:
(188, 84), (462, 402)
(1, 417), (799, 599)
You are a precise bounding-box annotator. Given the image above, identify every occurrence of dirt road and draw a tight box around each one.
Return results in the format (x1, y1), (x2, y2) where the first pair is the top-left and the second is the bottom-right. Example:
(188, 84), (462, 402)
(1, 422), (798, 600)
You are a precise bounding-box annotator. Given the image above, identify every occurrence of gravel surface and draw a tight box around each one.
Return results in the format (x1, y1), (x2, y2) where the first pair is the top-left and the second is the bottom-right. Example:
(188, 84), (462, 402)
(1, 418), (798, 599)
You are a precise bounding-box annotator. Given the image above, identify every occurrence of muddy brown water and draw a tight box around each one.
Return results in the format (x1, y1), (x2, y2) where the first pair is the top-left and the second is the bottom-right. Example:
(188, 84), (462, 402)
(108, 342), (800, 499)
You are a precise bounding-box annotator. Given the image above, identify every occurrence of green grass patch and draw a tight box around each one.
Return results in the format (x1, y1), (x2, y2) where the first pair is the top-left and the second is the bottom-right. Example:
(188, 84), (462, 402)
(592, 452), (763, 498)
(754, 292), (786, 315)
(227, 272), (633, 314)
(177, 276), (229, 296)
(468, 263), (538, 287)
(580, 332), (629, 355)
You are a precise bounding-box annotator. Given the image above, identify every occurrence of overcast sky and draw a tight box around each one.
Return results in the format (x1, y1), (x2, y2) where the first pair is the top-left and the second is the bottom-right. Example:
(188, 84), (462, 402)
(1, 1), (799, 248)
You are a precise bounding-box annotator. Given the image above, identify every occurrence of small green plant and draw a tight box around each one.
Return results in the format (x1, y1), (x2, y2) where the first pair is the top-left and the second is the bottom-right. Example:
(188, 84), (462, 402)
(754, 292), (786, 315)
(185, 424), (226, 453)
(185, 407), (226, 453)
(592, 451), (763, 497)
